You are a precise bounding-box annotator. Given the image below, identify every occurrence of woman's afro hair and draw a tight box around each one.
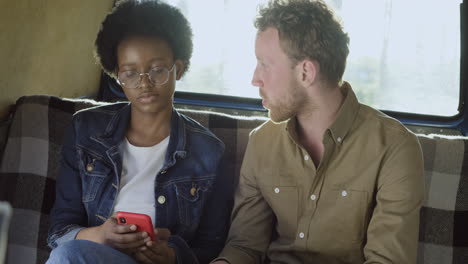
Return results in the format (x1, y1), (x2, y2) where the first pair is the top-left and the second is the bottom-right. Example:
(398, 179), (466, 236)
(94, 0), (193, 78)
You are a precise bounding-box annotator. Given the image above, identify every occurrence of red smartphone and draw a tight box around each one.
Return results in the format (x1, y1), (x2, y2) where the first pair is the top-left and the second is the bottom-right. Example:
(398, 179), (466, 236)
(116, 211), (155, 241)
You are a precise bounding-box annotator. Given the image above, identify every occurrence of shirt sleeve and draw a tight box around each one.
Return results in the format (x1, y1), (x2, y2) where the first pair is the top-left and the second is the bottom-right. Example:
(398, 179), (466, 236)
(214, 132), (275, 264)
(364, 132), (425, 263)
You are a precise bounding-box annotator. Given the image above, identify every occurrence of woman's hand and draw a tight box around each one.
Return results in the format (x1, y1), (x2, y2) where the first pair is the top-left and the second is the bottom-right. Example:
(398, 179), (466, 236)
(134, 228), (176, 264)
(76, 216), (151, 251)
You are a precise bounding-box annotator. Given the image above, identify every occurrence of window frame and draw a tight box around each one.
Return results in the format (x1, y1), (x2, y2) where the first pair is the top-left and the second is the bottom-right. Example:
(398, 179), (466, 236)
(100, 0), (468, 135)
(173, 0), (468, 135)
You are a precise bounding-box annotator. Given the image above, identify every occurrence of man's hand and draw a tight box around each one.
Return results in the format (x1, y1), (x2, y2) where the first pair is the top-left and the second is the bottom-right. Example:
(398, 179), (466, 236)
(134, 228), (176, 264)
(76, 216), (150, 251)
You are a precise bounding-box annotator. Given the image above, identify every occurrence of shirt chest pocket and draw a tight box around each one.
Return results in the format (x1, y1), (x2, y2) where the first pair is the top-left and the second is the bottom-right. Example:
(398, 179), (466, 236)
(313, 189), (369, 243)
(173, 178), (214, 227)
(78, 150), (112, 202)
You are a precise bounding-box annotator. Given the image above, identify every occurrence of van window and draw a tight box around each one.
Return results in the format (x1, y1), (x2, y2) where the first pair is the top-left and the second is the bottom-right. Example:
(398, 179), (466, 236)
(163, 0), (462, 117)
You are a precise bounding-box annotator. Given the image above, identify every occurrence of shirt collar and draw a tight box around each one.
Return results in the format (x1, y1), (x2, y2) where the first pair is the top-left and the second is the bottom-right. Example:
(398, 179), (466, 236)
(328, 81), (360, 144)
(285, 81), (360, 145)
(285, 116), (299, 145)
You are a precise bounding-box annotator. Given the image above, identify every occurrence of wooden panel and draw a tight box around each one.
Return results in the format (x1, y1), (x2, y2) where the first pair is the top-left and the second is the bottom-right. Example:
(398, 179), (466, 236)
(0, 0), (114, 120)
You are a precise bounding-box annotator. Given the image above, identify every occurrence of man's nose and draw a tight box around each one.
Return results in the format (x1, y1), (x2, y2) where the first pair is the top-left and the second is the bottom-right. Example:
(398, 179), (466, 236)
(251, 68), (263, 88)
(251, 78), (263, 88)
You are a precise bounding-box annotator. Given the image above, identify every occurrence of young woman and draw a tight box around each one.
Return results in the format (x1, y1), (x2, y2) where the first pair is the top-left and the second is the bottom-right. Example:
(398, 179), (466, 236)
(47, 1), (231, 263)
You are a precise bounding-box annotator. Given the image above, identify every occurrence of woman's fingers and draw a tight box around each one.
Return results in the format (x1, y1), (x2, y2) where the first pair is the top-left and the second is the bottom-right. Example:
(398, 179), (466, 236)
(154, 228), (171, 241)
(110, 232), (151, 249)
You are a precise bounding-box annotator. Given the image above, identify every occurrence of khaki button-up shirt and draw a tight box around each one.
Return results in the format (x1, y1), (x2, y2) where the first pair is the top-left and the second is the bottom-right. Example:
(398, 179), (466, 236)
(217, 84), (424, 264)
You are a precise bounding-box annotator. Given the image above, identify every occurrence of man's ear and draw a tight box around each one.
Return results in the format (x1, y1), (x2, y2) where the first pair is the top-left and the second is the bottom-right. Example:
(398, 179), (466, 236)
(175, 60), (185, 80)
(298, 59), (318, 86)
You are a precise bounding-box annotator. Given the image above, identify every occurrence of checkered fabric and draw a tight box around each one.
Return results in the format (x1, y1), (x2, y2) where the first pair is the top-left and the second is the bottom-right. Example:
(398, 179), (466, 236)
(0, 96), (103, 264)
(417, 134), (468, 264)
(0, 95), (266, 264)
(0, 95), (467, 264)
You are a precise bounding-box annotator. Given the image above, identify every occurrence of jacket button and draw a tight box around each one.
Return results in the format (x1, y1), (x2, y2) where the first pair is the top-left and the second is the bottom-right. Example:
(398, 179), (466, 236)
(190, 187), (197, 196)
(157, 195), (166, 204)
(160, 170), (167, 174)
(86, 164), (94, 172)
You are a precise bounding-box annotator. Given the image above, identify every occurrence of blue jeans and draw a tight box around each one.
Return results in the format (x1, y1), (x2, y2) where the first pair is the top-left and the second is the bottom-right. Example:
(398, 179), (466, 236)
(46, 240), (138, 264)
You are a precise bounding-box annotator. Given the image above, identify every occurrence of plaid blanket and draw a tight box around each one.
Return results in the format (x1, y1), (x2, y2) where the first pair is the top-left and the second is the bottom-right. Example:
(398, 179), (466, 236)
(418, 135), (468, 263)
(0, 95), (467, 264)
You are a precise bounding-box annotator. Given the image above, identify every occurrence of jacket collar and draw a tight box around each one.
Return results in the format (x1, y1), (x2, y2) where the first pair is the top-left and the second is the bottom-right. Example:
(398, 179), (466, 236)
(165, 109), (187, 167)
(92, 104), (187, 167)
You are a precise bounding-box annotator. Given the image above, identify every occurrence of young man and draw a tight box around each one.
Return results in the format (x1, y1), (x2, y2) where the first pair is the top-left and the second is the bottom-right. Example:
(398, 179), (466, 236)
(213, 0), (424, 263)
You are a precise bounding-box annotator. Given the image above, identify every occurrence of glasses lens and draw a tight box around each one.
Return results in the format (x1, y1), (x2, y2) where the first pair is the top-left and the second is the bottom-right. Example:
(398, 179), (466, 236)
(118, 71), (140, 89)
(149, 67), (169, 85)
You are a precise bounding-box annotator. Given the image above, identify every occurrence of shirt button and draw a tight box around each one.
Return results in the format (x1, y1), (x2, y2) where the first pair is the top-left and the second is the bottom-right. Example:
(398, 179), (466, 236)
(274, 188), (280, 193)
(157, 195), (166, 204)
(304, 155), (309, 161)
(310, 194), (317, 201)
(341, 190), (348, 197)
(86, 164), (94, 172)
(160, 170), (167, 174)
(299, 232), (305, 238)
(337, 137), (342, 143)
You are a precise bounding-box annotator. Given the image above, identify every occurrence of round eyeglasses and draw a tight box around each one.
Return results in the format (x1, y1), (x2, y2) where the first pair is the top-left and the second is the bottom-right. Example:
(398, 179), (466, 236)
(117, 64), (175, 89)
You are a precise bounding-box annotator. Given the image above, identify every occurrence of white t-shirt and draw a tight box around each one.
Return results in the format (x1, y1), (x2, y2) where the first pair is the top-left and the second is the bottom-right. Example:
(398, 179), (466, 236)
(113, 136), (170, 225)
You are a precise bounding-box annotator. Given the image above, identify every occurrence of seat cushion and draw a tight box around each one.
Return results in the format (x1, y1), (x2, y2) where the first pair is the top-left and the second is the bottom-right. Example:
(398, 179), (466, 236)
(2, 95), (468, 264)
(417, 134), (468, 263)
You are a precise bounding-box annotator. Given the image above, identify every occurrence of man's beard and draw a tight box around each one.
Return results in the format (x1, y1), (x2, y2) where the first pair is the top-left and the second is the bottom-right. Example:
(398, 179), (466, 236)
(268, 104), (294, 123)
(268, 81), (307, 123)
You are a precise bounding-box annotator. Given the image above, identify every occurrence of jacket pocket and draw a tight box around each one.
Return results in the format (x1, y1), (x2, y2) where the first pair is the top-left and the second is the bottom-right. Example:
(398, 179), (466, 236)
(78, 150), (111, 202)
(173, 178), (214, 227)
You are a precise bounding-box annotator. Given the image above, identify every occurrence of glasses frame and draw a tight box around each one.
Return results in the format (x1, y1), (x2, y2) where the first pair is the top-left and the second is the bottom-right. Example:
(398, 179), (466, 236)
(117, 63), (176, 89)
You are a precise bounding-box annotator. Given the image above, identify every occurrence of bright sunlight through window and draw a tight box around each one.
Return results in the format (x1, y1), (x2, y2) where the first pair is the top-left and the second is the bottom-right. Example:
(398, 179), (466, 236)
(164, 0), (461, 116)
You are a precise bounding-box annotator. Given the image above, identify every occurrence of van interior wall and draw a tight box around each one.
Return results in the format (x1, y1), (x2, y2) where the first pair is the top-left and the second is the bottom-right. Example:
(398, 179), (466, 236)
(0, 0), (114, 121)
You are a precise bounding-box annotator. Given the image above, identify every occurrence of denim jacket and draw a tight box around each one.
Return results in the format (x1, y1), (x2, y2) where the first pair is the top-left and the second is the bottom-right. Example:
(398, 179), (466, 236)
(48, 102), (231, 264)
